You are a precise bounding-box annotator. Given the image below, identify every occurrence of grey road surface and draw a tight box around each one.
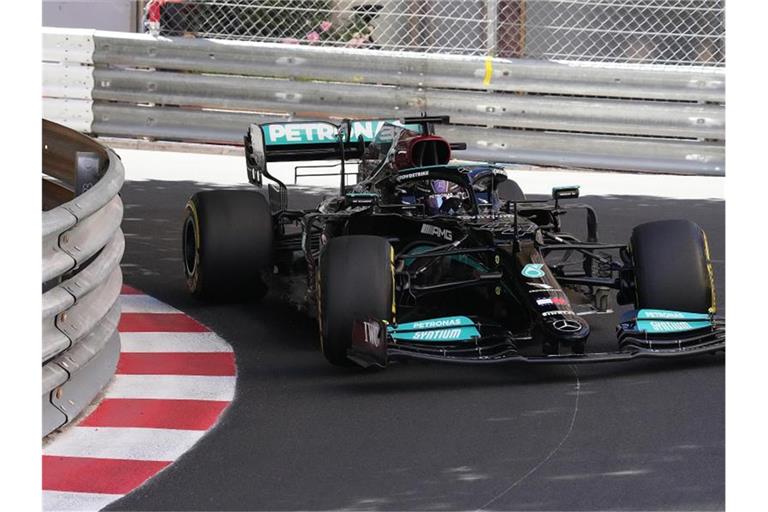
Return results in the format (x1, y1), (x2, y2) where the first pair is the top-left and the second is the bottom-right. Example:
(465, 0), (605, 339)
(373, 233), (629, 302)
(107, 180), (724, 511)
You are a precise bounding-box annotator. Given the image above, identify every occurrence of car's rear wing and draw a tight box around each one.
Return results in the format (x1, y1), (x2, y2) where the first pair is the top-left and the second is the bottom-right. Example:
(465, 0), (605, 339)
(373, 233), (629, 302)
(247, 119), (391, 186)
(244, 116), (461, 187)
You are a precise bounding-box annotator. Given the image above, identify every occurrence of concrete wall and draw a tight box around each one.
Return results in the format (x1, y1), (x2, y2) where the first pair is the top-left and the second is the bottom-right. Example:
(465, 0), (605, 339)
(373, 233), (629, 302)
(43, 0), (141, 33)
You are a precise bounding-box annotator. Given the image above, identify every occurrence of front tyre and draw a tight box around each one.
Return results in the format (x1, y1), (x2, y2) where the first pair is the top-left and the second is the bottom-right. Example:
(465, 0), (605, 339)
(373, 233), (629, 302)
(183, 190), (273, 301)
(629, 219), (715, 314)
(318, 236), (395, 367)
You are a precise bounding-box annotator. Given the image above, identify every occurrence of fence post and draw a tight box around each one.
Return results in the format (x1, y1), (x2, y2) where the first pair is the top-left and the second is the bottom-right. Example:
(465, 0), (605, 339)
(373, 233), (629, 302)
(487, 0), (498, 56)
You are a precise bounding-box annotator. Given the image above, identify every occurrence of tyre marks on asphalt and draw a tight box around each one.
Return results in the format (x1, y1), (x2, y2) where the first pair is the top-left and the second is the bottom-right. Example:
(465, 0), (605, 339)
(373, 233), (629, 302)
(476, 365), (583, 510)
(42, 285), (236, 511)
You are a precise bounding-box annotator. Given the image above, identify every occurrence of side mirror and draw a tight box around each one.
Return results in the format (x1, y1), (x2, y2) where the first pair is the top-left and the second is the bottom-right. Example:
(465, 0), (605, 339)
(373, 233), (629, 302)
(552, 185), (580, 201)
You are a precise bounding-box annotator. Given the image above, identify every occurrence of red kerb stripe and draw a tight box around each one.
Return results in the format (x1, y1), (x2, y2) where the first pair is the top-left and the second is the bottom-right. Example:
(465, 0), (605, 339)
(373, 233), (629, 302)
(120, 284), (143, 295)
(119, 313), (209, 333)
(117, 352), (236, 376)
(43, 456), (170, 494)
(79, 398), (229, 430)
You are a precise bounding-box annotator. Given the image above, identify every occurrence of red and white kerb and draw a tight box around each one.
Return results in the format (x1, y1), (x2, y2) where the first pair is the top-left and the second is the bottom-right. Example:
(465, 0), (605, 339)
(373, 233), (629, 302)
(42, 285), (236, 511)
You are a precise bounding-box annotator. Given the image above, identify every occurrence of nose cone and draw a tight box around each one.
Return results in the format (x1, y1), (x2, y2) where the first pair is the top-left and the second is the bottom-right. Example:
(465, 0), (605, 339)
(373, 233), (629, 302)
(542, 315), (590, 341)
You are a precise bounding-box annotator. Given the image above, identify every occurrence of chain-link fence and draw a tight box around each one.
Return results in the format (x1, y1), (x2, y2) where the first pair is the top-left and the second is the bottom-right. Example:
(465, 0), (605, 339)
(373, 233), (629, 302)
(143, 0), (724, 66)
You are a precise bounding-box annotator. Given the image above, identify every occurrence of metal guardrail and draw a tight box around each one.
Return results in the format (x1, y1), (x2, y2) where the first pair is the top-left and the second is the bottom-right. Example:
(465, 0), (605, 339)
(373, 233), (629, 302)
(92, 33), (725, 101)
(43, 28), (724, 175)
(42, 119), (125, 437)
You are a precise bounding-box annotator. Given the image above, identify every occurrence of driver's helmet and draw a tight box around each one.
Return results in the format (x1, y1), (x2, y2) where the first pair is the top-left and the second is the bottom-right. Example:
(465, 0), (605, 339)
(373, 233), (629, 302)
(425, 180), (465, 215)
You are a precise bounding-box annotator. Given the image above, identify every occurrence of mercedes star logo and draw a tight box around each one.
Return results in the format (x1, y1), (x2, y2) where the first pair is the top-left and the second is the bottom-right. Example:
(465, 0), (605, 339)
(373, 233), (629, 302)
(552, 319), (582, 333)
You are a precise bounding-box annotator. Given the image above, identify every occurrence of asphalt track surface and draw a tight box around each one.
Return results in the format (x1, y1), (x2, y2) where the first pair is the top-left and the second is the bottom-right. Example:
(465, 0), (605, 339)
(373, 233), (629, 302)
(108, 180), (724, 511)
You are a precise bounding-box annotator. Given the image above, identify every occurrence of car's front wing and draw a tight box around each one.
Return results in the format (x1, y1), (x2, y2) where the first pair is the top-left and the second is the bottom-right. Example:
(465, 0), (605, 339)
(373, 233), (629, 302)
(347, 316), (724, 368)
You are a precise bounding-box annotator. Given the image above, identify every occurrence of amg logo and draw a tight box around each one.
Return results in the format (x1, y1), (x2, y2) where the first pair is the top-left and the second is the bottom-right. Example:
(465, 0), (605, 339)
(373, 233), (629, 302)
(421, 224), (453, 241)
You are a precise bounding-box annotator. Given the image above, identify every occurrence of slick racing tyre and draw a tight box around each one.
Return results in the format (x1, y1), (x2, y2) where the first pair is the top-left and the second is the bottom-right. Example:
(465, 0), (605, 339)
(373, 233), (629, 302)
(318, 236), (395, 367)
(629, 219), (715, 314)
(183, 190), (273, 301)
(496, 179), (526, 202)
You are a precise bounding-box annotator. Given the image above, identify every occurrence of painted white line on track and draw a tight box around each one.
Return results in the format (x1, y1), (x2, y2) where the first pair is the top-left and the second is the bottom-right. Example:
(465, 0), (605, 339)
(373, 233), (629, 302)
(119, 294), (180, 314)
(43, 427), (206, 461)
(119, 331), (234, 352)
(43, 491), (124, 512)
(107, 374), (237, 401)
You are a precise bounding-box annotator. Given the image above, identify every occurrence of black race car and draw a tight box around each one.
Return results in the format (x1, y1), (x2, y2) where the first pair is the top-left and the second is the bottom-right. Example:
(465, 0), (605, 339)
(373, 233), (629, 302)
(182, 116), (724, 368)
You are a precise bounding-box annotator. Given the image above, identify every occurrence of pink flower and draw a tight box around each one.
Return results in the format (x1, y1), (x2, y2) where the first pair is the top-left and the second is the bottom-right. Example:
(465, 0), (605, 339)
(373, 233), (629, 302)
(319, 21), (332, 33)
(281, 37), (299, 45)
(346, 37), (364, 48)
(306, 31), (320, 42)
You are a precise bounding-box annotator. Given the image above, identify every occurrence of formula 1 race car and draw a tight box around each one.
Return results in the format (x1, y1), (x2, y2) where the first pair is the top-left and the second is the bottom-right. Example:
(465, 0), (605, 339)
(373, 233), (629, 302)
(182, 116), (725, 368)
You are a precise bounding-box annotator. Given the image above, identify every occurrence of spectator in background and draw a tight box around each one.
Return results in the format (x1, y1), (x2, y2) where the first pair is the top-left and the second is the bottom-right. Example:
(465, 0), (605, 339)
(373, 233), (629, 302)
(144, 0), (193, 37)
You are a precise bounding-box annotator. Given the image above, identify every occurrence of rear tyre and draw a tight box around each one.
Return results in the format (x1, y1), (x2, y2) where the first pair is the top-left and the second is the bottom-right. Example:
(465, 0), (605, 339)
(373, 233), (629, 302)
(629, 219), (714, 313)
(318, 236), (394, 366)
(496, 179), (526, 202)
(183, 190), (273, 301)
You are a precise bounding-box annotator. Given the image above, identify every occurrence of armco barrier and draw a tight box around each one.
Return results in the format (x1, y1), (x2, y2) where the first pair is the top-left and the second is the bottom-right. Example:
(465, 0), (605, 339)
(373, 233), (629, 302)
(42, 28), (724, 175)
(42, 119), (125, 437)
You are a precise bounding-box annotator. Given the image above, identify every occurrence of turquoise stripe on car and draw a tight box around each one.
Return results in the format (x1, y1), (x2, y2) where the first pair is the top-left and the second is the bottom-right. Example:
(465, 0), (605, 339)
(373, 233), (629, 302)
(388, 316), (480, 342)
(636, 309), (712, 333)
